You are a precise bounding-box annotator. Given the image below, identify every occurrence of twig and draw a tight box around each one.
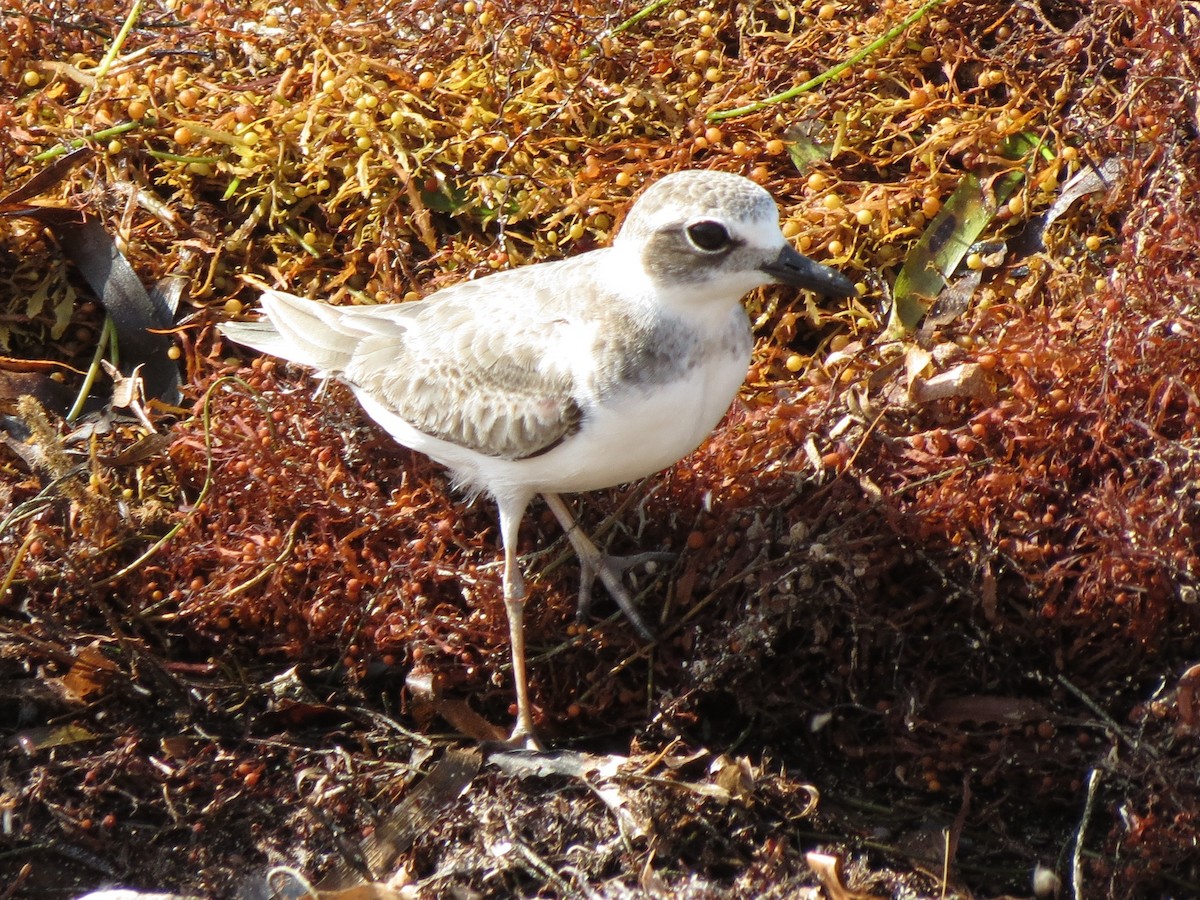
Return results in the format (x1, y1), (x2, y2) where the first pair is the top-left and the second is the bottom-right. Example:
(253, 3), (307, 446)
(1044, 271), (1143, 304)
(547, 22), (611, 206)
(1071, 767), (1101, 900)
(503, 810), (577, 894)
(1056, 673), (1157, 758)
(0, 529), (38, 604)
(707, 0), (946, 121)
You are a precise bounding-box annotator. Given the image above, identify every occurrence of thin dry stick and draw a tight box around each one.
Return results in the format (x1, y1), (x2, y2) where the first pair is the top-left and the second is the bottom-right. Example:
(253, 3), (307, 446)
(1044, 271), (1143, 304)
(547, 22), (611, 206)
(1072, 767), (1101, 900)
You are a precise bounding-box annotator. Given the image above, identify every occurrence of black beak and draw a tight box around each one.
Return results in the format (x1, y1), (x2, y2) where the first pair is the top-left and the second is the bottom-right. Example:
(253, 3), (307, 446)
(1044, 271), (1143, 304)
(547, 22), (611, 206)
(760, 244), (857, 297)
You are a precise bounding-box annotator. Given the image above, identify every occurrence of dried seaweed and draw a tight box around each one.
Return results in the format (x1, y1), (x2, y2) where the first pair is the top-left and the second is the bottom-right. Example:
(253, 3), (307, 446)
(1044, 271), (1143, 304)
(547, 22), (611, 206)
(2, 0), (1200, 897)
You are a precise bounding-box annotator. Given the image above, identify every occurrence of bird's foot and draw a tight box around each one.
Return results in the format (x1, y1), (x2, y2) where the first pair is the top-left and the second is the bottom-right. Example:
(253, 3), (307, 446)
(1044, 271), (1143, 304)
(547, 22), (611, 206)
(540, 492), (675, 642)
(501, 721), (545, 752)
(576, 550), (675, 639)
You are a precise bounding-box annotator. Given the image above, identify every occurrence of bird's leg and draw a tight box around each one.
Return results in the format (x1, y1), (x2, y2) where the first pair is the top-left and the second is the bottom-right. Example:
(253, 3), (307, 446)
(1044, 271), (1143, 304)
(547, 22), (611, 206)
(499, 504), (542, 750)
(541, 493), (667, 641)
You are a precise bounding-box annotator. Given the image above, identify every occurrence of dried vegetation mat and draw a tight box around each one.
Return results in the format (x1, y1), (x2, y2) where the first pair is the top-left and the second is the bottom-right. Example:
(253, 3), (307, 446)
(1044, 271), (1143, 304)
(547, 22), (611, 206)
(2, 0), (1200, 897)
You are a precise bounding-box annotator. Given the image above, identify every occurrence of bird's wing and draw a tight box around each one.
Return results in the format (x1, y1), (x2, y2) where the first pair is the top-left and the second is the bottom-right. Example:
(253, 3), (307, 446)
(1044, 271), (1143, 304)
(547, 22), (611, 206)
(226, 260), (607, 460)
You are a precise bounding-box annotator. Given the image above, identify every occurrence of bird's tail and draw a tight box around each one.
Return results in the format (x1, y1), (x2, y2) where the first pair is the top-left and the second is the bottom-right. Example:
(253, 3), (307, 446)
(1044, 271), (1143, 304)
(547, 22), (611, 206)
(220, 289), (364, 374)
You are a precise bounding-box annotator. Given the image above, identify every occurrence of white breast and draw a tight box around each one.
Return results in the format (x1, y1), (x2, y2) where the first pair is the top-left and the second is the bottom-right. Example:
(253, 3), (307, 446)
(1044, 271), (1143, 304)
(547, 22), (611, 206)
(519, 350), (748, 493)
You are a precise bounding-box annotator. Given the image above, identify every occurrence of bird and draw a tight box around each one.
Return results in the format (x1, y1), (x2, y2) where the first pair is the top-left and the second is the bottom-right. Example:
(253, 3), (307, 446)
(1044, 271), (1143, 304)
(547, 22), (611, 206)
(221, 169), (857, 749)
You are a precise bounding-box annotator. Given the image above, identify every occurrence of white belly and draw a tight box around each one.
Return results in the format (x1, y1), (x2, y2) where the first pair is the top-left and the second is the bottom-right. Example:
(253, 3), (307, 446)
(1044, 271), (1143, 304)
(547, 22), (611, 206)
(515, 351), (748, 493)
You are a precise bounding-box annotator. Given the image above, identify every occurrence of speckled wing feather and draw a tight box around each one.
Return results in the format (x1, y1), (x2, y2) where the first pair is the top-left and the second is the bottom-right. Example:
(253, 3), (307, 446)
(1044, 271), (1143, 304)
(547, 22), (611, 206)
(241, 259), (606, 460)
(346, 283), (584, 460)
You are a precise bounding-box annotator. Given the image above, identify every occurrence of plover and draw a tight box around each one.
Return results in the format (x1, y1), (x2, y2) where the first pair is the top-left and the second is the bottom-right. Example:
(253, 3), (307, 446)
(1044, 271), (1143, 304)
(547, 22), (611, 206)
(221, 169), (856, 748)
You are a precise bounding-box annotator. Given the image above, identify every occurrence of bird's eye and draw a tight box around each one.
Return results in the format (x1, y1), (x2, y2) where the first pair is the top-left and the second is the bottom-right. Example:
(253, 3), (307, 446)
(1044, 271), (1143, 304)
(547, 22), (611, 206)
(685, 219), (731, 253)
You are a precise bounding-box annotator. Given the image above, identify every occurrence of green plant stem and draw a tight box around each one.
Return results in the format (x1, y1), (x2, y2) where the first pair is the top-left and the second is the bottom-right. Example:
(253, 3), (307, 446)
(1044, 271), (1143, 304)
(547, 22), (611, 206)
(707, 0), (946, 121)
(610, 0), (672, 36)
(66, 317), (115, 423)
(583, 0), (672, 55)
(33, 121), (140, 162)
(80, 0), (145, 104)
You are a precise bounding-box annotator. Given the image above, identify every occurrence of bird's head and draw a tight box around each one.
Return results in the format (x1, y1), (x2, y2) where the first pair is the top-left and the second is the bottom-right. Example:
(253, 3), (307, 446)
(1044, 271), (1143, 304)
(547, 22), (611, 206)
(614, 170), (857, 309)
